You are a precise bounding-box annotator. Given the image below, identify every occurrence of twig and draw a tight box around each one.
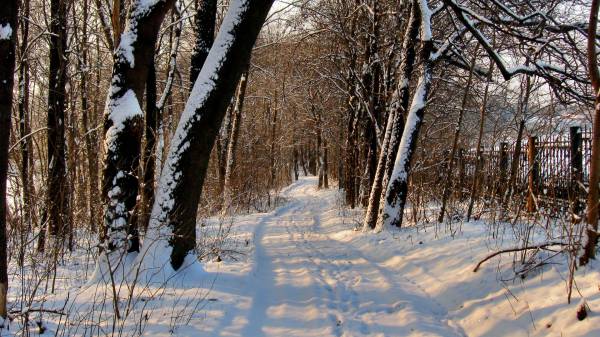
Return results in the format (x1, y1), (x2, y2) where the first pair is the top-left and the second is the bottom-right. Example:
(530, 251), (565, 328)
(473, 242), (569, 272)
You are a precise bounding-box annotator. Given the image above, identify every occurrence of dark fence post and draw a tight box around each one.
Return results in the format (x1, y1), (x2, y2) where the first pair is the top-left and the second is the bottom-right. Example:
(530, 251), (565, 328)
(499, 142), (508, 196)
(570, 126), (583, 215)
(527, 136), (539, 212)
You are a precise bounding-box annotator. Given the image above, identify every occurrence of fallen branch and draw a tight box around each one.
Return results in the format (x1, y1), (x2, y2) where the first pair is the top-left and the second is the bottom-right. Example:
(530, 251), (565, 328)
(9, 308), (66, 317)
(473, 242), (569, 272)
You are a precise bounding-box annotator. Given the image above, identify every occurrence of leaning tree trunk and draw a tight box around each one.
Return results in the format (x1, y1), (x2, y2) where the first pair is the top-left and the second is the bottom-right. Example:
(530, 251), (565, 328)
(140, 0), (274, 273)
(379, 0), (433, 229)
(581, 0), (600, 265)
(372, 1), (420, 229)
(0, 0), (18, 320)
(95, 0), (175, 280)
(223, 67), (249, 214)
(44, 0), (69, 250)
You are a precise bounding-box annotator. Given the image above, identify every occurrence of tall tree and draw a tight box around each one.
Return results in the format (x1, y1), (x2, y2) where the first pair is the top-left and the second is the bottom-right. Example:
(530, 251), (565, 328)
(0, 0), (19, 320)
(380, 0), (433, 228)
(45, 0), (69, 247)
(364, 0), (419, 230)
(81, 0), (101, 231)
(581, 0), (600, 265)
(95, 0), (175, 278)
(223, 67), (249, 213)
(140, 0), (275, 272)
(17, 0), (31, 231)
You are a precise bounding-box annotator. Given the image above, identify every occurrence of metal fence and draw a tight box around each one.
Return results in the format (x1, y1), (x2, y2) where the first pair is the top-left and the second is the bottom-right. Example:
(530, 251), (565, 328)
(453, 126), (592, 210)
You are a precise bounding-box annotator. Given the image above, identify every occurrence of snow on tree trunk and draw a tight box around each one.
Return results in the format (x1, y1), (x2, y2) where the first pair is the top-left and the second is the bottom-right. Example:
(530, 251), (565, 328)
(0, 0), (18, 320)
(380, 0), (434, 229)
(364, 107), (395, 230)
(92, 0), (175, 282)
(139, 0), (274, 276)
(374, 1), (420, 230)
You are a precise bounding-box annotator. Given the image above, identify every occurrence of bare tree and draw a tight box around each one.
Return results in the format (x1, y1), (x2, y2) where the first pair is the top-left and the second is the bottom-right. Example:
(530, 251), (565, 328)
(43, 0), (69, 250)
(141, 0), (274, 272)
(581, 0), (600, 265)
(0, 0), (18, 320)
(97, 0), (175, 274)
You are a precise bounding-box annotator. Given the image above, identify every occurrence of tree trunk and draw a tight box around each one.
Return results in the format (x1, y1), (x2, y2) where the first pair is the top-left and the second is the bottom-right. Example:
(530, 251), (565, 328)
(111, 0), (126, 47)
(344, 102), (357, 208)
(466, 65), (493, 221)
(223, 68), (249, 213)
(45, 0), (69, 247)
(78, 0), (100, 232)
(98, 0), (175, 273)
(141, 0), (274, 272)
(0, 0), (18, 319)
(140, 8), (182, 234)
(374, 1), (420, 229)
(581, 0), (600, 265)
(18, 0), (31, 231)
(363, 105), (395, 229)
(379, 0), (433, 229)
(189, 0), (217, 89)
(502, 118), (525, 208)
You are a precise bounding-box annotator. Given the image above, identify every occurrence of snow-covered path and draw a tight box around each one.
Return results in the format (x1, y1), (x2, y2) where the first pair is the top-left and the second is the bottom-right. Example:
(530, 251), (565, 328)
(198, 177), (464, 336)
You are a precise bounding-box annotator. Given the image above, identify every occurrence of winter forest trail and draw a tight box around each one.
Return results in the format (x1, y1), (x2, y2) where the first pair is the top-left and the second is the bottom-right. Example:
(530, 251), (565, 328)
(198, 177), (465, 337)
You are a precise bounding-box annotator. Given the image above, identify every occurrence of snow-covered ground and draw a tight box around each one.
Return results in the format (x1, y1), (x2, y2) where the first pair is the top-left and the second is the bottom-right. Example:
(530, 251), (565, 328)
(5, 176), (599, 336)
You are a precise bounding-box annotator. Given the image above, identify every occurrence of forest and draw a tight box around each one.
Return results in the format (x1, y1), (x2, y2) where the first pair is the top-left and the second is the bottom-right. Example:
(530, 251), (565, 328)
(0, 0), (599, 336)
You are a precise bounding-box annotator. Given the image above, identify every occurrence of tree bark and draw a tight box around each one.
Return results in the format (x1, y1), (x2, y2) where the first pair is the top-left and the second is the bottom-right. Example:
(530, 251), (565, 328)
(45, 0), (69, 247)
(189, 0), (217, 89)
(0, 0), (18, 319)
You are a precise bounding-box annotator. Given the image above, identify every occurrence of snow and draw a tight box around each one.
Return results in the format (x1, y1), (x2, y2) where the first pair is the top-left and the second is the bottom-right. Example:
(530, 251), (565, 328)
(419, 0), (432, 41)
(0, 23), (12, 40)
(104, 89), (143, 154)
(5, 177), (600, 336)
(118, 31), (136, 67)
